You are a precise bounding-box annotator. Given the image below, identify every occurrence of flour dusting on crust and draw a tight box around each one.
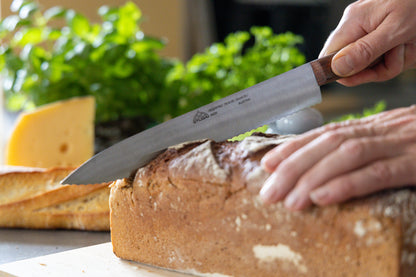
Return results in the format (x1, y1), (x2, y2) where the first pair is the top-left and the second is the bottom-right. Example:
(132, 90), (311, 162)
(168, 140), (229, 184)
(236, 135), (294, 157)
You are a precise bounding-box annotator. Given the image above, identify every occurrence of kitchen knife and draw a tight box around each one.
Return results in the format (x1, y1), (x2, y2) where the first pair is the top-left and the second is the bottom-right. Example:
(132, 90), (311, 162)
(62, 54), (339, 185)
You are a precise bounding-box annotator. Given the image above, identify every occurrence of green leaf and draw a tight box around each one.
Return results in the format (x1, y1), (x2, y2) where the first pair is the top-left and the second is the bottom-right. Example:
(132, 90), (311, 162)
(98, 5), (110, 17)
(19, 43), (33, 60)
(18, 2), (38, 19)
(21, 73), (38, 91)
(330, 101), (387, 123)
(131, 38), (164, 52)
(12, 69), (27, 92)
(363, 100), (386, 117)
(116, 17), (135, 38)
(10, 0), (26, 12)
(0, 53), (5, 71)
(98, 5), (119, 22)
(5, 93), (29, 111)
(44, 6), (66, 21)
(1, 15), (21, 32)
(46, 29), (61, 40)
(4, 51), (24, 72)
(99, 6), (118, 22)
(120, 2), (142, 21)
(89, 44), (107, 61)
(228, 125), (269, 141)
(112, 59), (134, 78)
(68, 13), (90, 38)
(14, 27), (44, 46)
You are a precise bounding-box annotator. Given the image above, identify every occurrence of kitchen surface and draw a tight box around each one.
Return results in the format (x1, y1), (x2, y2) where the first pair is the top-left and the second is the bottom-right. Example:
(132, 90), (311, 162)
(1, 0), (416, 275)
(0, 229), (110, 264)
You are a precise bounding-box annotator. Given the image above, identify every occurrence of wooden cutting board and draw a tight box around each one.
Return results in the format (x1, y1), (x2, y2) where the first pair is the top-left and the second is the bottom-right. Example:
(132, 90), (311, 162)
(0, 243), (191, 277)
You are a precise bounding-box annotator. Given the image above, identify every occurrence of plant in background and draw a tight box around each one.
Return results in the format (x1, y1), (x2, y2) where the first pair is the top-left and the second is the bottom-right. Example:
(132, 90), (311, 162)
(0, 0), (176, 123)
(1, 1), (306, 133)
(330, 100), (386, 122)
(167, 27), (305, 116)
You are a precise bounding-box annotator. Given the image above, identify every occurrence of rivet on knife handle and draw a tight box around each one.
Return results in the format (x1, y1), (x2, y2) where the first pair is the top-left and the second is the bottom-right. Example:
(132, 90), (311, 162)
(310, 53), (340, 86)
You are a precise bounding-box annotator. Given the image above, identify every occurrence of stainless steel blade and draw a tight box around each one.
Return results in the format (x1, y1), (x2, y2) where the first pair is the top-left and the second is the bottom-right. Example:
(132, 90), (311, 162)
(62, 63), (321, 184)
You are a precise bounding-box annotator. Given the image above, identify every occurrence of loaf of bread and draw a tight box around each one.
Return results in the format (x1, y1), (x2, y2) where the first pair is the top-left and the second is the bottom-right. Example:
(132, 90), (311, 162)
(110, 134), (416, 276)
(0, 166), (110, 230)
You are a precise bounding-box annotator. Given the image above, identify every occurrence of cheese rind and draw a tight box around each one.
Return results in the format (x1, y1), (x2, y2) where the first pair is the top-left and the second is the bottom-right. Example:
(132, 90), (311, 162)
(5, 96), (95, 167)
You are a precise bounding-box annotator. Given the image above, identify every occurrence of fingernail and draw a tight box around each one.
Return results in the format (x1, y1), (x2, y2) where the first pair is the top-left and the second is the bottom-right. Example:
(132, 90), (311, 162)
(261, 154), (278, 173)
(260, 173), (278, 203)
(333, 55), (354, 77)
(259, 176), (274, 202)
(284, 192), (299, 209)
(310, 188), (329, 205)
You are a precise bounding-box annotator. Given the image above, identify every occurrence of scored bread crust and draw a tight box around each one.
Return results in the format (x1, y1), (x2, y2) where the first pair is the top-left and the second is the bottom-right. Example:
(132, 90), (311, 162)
(110, 134), (416, 276)
(0, 166), (110, 230)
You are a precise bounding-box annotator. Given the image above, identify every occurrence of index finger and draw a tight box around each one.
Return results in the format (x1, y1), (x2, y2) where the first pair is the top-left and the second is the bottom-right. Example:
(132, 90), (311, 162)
(261, 107), (416, 172)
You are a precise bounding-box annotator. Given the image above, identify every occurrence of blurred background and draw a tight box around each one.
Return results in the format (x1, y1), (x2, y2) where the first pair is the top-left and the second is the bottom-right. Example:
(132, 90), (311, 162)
(1, 0), (416, 157)
(2, 0), (415, 115)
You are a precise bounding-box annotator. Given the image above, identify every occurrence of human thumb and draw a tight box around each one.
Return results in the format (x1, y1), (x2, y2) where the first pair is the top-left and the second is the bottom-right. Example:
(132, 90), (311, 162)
(332, 35), (382, 77)
(332, 50), (356, 77)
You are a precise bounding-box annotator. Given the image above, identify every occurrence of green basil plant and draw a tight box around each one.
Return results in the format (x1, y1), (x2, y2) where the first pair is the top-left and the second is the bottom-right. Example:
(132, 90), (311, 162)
(1, 0), (306, 126)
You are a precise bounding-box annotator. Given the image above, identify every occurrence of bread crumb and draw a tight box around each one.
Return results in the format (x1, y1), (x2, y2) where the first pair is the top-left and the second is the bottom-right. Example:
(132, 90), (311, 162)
(253, 244), (307, 274)
(354, 219), (382, 238)
(354, 220), (366, 237)
(235, 216), (241, 232)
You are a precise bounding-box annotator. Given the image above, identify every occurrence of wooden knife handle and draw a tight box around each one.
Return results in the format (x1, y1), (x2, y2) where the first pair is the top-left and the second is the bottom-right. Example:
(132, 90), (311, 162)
(310, 53), (339, 86)
(310, 53), (384, 86)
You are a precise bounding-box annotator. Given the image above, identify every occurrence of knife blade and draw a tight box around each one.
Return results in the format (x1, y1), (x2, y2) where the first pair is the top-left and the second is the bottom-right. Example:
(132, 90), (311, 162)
(62, 54), (338, 185)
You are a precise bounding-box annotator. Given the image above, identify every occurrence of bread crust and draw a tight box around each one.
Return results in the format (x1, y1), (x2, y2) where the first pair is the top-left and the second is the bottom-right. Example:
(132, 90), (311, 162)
(110, 134), (416, 276)
(0, 166), (110, 230)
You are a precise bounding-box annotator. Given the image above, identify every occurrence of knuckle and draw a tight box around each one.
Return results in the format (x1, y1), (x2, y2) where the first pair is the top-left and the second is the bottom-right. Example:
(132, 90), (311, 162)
(344, 2), (360, 18)
(382, 114), (416, 133)
(370, 162), (393, 184)
(409, 105), (416, 114)
(365, 123), (378, 136)
(320, 124), (336, 133)
(401, 114), (416, 123)
(322, 130), (344, 145)
(340, 140), (366, 160)
(353, 39), (375, 64)
(323, 122), (342, 132)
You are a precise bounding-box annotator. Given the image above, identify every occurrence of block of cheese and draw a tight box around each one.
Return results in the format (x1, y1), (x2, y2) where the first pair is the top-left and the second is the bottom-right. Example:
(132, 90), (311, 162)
(0, 166), (110, 230)
(110, 134), (416, 277)
(5, 96), (95, 168)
